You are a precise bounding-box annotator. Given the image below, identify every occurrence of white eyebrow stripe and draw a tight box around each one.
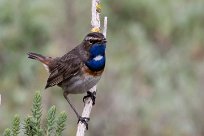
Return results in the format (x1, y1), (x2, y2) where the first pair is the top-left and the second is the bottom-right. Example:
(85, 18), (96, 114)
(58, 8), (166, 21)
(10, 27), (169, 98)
(93, 55), (103, 61)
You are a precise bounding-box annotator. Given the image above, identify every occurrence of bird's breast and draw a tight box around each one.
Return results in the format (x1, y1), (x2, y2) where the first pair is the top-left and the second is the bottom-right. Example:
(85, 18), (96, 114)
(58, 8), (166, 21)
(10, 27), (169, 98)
(59, 66), (103, 94)
(85, 43), (106, 71)
(85, 55), (105, 71)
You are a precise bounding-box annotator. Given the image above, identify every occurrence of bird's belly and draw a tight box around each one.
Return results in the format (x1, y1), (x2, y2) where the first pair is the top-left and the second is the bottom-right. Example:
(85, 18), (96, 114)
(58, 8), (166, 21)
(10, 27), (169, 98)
(60, 75), (101, 94)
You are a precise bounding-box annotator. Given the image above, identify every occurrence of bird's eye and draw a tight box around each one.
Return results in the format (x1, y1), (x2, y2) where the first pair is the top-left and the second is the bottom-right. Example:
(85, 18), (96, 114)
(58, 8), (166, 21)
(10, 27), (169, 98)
(90, 38), (101, 44)
(89, 39), (95, 44)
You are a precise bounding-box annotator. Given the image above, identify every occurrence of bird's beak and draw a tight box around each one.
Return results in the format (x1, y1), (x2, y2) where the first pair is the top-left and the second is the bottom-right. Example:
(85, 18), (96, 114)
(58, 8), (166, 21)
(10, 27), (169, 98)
(102, 38), (107, 43)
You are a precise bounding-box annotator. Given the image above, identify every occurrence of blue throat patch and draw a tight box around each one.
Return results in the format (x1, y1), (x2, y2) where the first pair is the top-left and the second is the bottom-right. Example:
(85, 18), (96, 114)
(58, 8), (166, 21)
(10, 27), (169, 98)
(85, 43), (106, 71)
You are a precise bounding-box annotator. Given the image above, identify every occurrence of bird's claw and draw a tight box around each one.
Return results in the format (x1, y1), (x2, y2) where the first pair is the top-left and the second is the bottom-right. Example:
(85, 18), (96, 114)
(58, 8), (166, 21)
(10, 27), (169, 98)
(83, 91), (96, 105)
(77, 116), (90, 130)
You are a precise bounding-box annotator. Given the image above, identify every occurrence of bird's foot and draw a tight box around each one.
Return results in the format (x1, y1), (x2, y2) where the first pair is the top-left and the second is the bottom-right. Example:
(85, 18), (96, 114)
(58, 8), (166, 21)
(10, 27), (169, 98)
(83, 91), (96, 105)
(77, 116), (90, 130)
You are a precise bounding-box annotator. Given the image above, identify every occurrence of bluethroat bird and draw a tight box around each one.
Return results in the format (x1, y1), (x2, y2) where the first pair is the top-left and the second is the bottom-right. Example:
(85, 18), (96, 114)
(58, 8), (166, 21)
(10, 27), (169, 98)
(27, 32), (107, 129)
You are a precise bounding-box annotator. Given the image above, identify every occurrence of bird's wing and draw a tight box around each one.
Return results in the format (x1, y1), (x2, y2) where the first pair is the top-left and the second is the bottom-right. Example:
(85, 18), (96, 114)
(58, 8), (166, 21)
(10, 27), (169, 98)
(45, 52), (82, 88)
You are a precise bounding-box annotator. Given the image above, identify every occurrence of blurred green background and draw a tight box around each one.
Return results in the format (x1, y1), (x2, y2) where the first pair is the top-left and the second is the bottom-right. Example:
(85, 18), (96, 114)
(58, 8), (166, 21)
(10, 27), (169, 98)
(1, 0), (204, 135)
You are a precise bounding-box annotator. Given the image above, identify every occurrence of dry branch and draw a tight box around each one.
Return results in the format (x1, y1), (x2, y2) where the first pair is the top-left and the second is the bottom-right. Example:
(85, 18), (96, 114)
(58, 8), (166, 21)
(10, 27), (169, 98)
(76, 0), (107, 135)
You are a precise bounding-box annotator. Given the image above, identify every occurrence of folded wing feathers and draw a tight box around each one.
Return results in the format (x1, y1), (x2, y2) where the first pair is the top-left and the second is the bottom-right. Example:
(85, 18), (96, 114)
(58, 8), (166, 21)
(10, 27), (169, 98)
(45, 54), (81, 89)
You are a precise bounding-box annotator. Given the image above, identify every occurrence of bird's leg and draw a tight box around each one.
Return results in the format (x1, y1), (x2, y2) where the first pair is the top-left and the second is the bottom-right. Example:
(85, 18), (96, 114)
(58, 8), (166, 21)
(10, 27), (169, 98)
(83, 91), (96, 105)
(63, 92), (80, 118)
(63, 91), (90, 130)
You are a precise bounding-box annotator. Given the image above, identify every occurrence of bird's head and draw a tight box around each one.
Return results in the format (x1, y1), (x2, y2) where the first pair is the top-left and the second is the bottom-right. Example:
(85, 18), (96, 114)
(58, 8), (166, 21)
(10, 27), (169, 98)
(83, 32), (107, 57)
(83, 32), (106, 48)
(83, 32), (107, 71)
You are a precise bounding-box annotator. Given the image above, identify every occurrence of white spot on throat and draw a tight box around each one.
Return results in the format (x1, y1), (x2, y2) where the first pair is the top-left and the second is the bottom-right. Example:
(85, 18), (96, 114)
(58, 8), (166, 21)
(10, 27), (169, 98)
(93, 55), (103, 61)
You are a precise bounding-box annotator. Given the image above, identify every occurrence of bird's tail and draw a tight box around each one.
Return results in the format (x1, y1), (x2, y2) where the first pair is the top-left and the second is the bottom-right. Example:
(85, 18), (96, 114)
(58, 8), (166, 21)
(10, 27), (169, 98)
(27, 52), (51, 66)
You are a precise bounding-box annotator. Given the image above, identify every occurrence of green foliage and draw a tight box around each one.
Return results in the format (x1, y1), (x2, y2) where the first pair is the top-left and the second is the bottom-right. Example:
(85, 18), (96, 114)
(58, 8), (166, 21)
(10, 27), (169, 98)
(3, 115), (20, 136)
(3, 128), (12, 136)
(23, 116), (32, 136)
(2, 91), (67, 136)
(12, 115), (20, 136)
(29, 91), (43, 135)
(55, 112), (67, 136)
(47, 106), (56, 136)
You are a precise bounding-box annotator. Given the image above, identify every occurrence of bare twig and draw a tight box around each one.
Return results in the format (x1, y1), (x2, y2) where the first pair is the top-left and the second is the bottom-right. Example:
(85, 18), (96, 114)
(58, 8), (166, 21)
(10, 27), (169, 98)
(103, 16), (108, 38)
(91, 0), (100, 30)
(76, 86), (96, 136)
(76, 0), (107, 135)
